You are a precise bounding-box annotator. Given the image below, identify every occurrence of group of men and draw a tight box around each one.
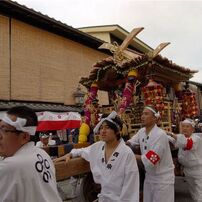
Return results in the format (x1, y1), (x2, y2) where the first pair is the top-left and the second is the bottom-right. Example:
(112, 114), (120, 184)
(127, 106), (202, 202)
(0, 105), (202, 202)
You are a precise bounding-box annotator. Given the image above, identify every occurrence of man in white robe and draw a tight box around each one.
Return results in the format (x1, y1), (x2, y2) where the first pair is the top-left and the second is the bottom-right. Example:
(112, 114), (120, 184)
(0, 106), (62, 202)
(54, 111), (139, 202)
(127, 105), (175, 202)
(168, 118), (202, 202)
(36, 133), (56, 147)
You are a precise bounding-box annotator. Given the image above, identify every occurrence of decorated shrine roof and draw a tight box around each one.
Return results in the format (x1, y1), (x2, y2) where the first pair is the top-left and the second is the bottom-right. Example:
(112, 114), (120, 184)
(80, 53), (198, 91)
(79, 27), (198, 91)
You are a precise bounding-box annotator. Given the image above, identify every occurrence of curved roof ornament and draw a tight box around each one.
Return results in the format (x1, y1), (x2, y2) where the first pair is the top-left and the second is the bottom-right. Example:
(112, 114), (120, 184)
(99, 27), (144, 63)
(147, 42), (170, 59)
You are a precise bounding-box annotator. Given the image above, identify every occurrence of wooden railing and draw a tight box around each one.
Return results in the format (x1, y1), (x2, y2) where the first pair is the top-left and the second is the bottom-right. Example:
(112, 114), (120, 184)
(54, 157), (90, 181)
(45, 142), (90, 181)
(43, 142), (90, 157)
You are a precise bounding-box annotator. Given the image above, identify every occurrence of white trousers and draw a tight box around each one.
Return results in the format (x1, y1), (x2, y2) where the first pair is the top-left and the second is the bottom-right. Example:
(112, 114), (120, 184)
(186, 176), (202, 202)
(143, 181), (174, 202)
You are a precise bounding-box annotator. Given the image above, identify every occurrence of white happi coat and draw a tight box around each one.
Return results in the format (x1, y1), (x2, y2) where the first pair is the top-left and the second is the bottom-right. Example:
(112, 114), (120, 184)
(172, 133), (202, 201)
(70, 139), (139, 202)
(128, 125), (174, 202)
(0, 142), (62, 202)
(36, 139), (56, 147)
(129, 125), (174, 183)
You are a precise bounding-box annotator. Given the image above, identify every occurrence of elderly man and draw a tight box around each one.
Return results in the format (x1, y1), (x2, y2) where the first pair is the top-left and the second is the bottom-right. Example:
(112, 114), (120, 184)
(127, 105), (175, 202)
(168, 118), (202, 202)
(0, 106), (62, 202)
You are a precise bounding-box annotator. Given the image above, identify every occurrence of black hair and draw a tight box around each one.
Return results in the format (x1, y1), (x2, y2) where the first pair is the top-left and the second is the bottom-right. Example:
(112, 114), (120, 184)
(7, 106), (38, 142)
(7, 106), (38, 126)
(80, 110), (85, 117)
(101, 114), (123, 140)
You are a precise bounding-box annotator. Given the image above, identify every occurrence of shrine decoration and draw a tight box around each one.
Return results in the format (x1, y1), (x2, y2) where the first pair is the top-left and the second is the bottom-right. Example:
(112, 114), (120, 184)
(173, 83), (181, 92)
(78, 82), (98, 143)
(99, 27), (145, 64)
(118, 69), (138, 114)
(79, 26), (198, 140)
(171, 83), (182, 127)
(142, 79), (165, 112)
(78, 122), (90, 143)
(147, 42), (170, 59)
(180, 89), (199, 119)
(84, 82), (98, 125)
(90, 98), (100, 127)
(173, 83), (183, 99)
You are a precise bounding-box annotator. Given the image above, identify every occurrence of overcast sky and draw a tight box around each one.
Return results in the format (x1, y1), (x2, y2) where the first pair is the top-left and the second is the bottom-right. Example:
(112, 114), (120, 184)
(15, 0), (202, 83)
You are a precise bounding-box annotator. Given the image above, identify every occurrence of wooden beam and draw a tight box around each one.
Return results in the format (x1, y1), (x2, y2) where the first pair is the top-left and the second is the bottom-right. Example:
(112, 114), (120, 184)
(151, 42), (170, 58)
(54, 157), (90, 181)
(153, 68), (189, 83)
(119, 27), (144, 51)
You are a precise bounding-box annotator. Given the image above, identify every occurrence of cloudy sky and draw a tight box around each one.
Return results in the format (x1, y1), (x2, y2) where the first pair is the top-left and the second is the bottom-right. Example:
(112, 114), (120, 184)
(15, 0), (202, 82)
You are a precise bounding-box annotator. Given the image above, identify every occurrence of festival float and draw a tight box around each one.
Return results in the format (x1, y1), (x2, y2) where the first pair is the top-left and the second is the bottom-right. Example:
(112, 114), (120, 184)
(78, 27), (198, 143)
(54, 27), (199, 202)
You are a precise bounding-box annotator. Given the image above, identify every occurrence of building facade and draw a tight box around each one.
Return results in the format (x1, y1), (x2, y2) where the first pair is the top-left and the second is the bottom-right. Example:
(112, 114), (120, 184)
(0, 0), (111, 111)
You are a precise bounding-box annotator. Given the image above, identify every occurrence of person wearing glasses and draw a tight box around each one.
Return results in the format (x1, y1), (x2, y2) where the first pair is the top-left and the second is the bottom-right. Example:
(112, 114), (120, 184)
(127, 105), (175, 202)
(0, 106), (62, 202)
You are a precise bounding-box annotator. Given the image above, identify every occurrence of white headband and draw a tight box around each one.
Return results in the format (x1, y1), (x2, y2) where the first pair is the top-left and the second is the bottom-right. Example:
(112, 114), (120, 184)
(181, 118), (195, 128)
(144, 106), (161, 118)
(39, 133), (49, 138)
(93, 111), (119, 133)
(2, 114), (36, 136)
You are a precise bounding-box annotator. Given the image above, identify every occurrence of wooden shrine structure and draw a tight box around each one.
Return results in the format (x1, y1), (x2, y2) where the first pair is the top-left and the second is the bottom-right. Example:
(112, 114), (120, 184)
(79, 27), (198, 136)
(54, 28), (198, 189)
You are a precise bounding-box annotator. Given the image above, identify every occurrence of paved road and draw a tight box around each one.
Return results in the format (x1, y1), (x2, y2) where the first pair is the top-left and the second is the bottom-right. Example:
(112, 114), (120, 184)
(175, 176), (193, 202)
(58, 176), (193, 202)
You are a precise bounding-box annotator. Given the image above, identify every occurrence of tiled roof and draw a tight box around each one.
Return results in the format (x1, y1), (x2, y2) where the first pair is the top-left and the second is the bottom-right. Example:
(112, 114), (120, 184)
(0, 101), (82, 112)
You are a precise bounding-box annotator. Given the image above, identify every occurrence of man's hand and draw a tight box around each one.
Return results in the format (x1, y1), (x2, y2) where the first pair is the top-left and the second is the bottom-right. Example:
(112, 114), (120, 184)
(125, 141), (132, 147)
(53, 153), (72, 164)
(166, 131), (177, 140)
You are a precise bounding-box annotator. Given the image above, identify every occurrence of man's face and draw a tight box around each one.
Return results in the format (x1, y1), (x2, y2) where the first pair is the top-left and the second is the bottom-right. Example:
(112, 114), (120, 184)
(181, 123), (194, 137)
(99, 122), (117, 143)
(0, 115), (23, 157)
(40, 137), (49, 146)
(141, 108), (156, 127)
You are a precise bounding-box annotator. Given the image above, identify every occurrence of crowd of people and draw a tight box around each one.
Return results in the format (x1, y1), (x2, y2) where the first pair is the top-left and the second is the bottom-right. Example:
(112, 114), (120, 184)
(0, 105), (202, 202)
